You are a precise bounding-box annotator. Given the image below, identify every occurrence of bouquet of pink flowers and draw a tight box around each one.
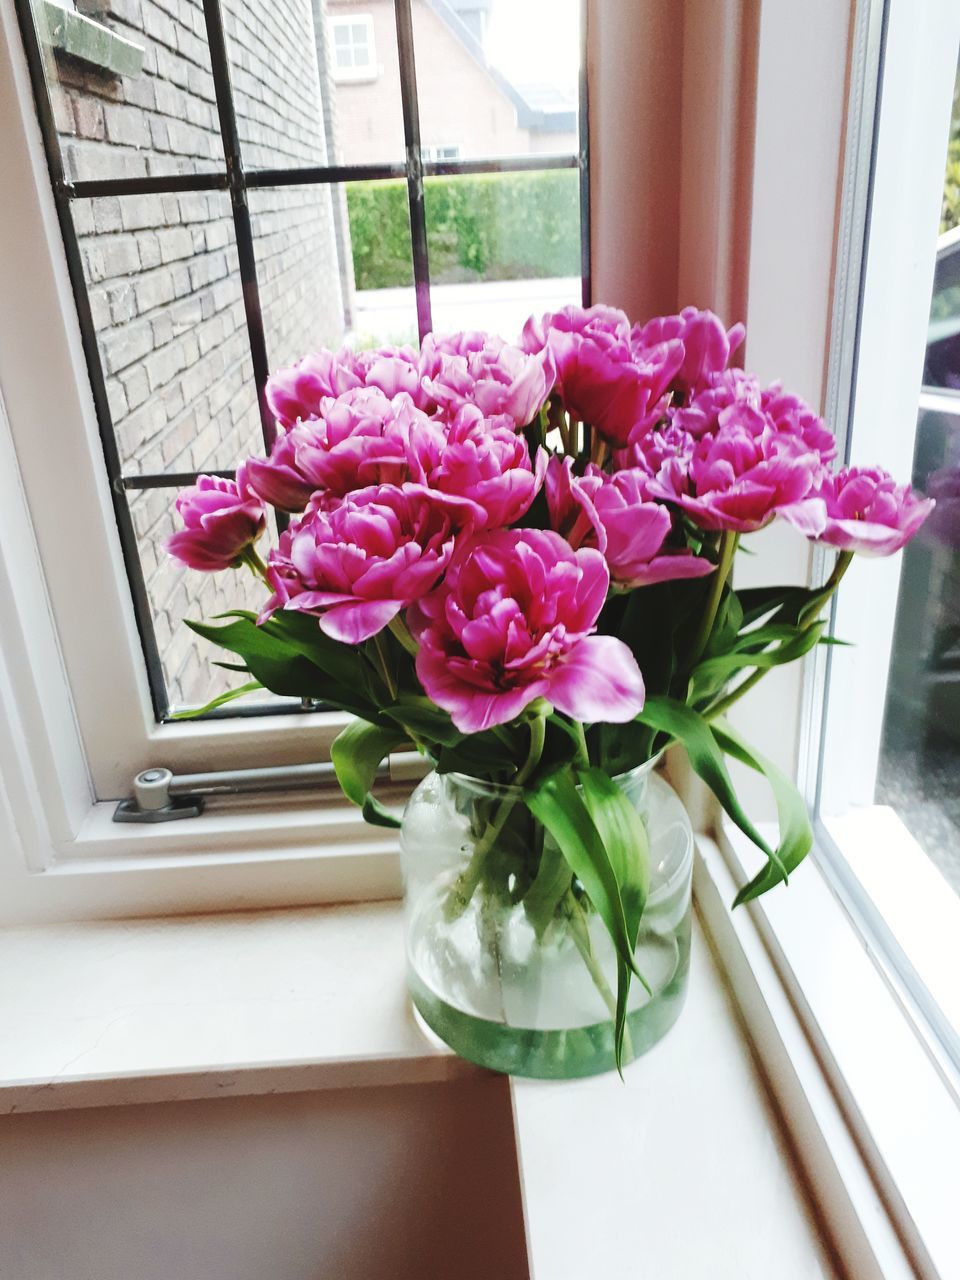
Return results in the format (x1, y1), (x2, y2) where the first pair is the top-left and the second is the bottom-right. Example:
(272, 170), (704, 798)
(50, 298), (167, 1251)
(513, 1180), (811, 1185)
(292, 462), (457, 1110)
(169, 304), (932, 1068)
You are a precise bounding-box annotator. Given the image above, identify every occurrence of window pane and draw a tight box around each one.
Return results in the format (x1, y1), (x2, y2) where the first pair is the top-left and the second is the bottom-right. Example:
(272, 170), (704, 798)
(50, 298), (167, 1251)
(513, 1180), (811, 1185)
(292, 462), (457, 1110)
(223, 0), (327, 170)
(412, 0), (580, 161)
(324, 4), (403, 158)
(73, 192), (262, 475)
(29, 0), (224, 181)
(423, 170), (580, 340)
(252, 181), (417, 358)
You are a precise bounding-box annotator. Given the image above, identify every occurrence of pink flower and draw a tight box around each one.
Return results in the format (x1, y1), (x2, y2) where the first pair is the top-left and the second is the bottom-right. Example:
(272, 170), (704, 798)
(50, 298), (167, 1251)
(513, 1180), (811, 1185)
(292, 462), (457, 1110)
(522, 305), (682, 446)
(810, 467), (934, 557)
(545, 457), (715, 589)
(166, 468), (266, 572)
(265, 350), (357, 428)
(260, 485), (457, 644)
(408, 528), (645, 733)
(244, 430), (318, 512)
(420, 331), (555, 425)
(279, 389), (446, 504)
(632, 307), (745, 398)
(645, 411), (827, 535)
(673, 370), (837, 462)
(265, 346), (424, 428)
(420, 404), (543, 530)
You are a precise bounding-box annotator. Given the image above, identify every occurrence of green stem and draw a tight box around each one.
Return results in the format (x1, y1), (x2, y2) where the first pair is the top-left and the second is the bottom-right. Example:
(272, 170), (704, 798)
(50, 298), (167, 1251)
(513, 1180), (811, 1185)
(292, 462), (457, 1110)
(371, 631), (397, 702)
(443, 713), (546, 921)
(238, 545), (271, 586)
(705, 549), (855, 721)
(686, 529), (739, 670)
(387, 615), (419, 656)
(571, 719), (590, 769)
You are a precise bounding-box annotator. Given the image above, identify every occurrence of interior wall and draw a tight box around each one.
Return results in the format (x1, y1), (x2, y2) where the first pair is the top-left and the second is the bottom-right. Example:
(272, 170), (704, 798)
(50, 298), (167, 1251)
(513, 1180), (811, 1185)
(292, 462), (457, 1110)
(0, 1076), (529, 1280)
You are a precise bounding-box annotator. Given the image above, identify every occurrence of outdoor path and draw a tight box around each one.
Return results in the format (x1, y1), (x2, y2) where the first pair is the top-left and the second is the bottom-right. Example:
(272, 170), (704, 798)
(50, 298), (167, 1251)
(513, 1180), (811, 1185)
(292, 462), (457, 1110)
(353, 275), (580, 344)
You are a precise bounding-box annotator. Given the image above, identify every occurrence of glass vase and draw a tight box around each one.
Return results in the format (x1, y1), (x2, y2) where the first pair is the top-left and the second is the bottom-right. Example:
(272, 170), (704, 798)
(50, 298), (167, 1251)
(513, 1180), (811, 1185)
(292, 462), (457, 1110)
(399, 759), (694, 1079)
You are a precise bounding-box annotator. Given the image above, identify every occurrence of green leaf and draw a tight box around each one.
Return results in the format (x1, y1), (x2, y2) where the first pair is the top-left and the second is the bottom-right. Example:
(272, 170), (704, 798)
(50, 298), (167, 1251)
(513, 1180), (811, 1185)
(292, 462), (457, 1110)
(330, 719), (408, 829)
(711, 720), (814, 906)
(690, 622), (825, 701)
(734, 585), (810, 628)
(381, 695), (464, 746)
(522, 841), (573, 940)
(578, 767), (652, 1064)
(636, 697), (783, 878)
(525, 768), (643, 1071)
(185, 616), (374, 717)
(168, 680), (263, 720)
(525, 770), (640, 973)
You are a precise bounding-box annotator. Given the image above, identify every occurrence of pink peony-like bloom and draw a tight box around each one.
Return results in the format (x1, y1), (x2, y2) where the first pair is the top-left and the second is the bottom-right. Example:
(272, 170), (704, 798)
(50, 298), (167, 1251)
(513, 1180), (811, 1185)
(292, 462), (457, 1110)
(296, 389), (446, 498)
(644, 411), (827, 535)
(265, 346), (424, 427)
(632, 307), (745, 398)
(420, 331), (555, 425)
(545, 457), (716, 589)
(672, 369), (837, 462)
(408, 528), (645, 733)
(522, 305), (682, 447)
(260, 484), (458, 644)
(167, 467), (266, 572)
(420, 404), (543, 530)
(810, 466), (934, 557)
(244, 430), (318, 512)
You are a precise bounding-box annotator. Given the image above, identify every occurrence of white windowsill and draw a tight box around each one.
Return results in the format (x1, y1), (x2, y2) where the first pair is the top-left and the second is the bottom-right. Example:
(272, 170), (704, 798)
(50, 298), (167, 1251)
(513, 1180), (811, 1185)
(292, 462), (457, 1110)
(0, 861), (841, 1278)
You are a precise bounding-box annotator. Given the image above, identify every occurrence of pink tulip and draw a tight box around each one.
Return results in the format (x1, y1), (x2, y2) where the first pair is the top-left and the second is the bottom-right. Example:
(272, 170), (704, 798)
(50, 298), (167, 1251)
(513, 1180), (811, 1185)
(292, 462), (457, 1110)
(289, 389), (445, 502)
(420, 404), (543, 530)
(409, 528), (645, 733)
(645, 411), (827, 535)
(545, 457), (715, 588)
(632, 307), (745, 398)
(166, 468), (266, 572)
(265, 346), (425, 428)
(260, 484), (458, 644)
(420, 331), (555, 425)
(811, 467), (934, 556)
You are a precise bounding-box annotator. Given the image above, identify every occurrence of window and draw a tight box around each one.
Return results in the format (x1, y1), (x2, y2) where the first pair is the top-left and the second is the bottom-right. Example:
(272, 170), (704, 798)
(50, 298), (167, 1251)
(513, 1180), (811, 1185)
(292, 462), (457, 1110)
(0, 0), (585, 910)
(330, 14), (376, 82)
(806, 3), (960, 1075)
(12, 0), (586, 733)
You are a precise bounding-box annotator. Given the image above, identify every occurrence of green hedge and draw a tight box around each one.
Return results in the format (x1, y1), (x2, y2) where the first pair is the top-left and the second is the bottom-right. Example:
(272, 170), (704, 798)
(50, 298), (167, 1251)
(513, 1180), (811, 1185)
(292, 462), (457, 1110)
(346, 170), (581, 291)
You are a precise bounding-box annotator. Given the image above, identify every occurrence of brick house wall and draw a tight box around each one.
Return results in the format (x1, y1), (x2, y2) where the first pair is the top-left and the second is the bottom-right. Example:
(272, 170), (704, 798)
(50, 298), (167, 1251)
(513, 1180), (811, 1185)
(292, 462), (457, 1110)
(44, 0), (349, 710)
(328, 0), (577, 163)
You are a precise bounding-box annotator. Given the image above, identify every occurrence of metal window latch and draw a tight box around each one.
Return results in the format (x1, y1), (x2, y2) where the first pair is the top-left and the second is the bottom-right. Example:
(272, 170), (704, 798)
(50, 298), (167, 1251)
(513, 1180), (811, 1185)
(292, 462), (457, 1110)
(113, 753), (430, 823)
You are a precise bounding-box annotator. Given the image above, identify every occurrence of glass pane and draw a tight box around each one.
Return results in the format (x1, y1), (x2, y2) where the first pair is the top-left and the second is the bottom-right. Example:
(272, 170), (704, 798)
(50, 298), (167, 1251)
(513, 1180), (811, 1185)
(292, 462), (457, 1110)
(412, 0), (580, 162)
(423, 170), (580, 342)
(131, 490), (280, 714)
(251, 180), (418, 360)
(28, 0), (224, 182)
(877, 402), (960, 892)
(73, 191), (262, 475)
(223, 1), (327, 171)
(232, 3), (404, 168)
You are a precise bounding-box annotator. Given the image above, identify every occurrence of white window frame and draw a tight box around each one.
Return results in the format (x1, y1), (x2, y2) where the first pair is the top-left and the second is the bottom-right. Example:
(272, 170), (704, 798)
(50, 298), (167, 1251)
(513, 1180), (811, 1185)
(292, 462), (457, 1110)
(329, 14), (377, 84)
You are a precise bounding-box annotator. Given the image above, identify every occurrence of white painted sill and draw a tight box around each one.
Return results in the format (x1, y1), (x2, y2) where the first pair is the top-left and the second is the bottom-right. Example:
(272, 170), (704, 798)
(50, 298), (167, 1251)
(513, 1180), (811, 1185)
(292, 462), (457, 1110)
(0, 848), (847, 1279)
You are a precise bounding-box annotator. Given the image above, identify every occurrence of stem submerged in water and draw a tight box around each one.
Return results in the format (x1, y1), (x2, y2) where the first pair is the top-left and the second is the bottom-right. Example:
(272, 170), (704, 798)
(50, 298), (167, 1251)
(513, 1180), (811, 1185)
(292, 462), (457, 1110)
(442, 713), (546, 921)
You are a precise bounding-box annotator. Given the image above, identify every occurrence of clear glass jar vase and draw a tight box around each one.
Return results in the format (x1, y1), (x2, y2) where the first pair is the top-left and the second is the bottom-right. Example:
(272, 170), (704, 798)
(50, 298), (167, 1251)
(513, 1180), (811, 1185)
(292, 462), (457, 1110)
(399, 759), (694, 1079)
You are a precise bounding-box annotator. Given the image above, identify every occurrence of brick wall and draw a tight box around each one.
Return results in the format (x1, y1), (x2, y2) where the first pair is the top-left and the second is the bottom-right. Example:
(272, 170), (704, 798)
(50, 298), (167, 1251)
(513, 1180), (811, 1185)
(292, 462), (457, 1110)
(45, 0), (348, 710)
